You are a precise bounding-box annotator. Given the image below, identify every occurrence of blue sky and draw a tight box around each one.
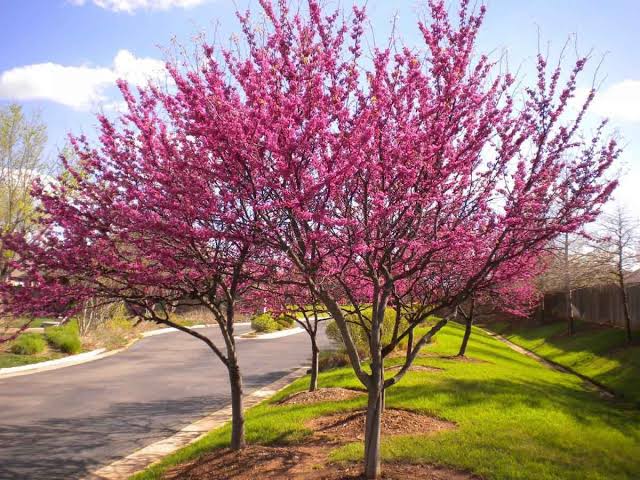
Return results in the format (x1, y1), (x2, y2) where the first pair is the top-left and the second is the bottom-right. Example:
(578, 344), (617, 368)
(1, 0), (638, 214)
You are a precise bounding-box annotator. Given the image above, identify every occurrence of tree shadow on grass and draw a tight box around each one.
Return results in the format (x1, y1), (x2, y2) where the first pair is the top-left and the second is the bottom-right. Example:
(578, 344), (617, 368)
(386, 375), (640, 438)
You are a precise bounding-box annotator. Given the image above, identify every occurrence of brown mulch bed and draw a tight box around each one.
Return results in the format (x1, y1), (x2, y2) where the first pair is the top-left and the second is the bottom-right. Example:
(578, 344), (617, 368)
(385, 364), (443, 373)
(307, 408), (455, 443)
(164, 443), (331, 480)
(163, 405), (465, 479)
(280, 387), (366, 405)
(164, 444), (476, 480)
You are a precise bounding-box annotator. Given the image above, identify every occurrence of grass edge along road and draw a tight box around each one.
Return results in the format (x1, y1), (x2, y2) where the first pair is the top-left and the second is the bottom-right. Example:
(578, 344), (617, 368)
(131, 322), (640, 480)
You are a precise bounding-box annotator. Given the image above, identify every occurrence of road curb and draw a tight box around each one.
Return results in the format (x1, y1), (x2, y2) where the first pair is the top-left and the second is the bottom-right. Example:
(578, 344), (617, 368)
(0, 347), (110, 379)
(142, 322), (251, 338)
(239, 326), (306, 340)
(87, 366), (309, 480)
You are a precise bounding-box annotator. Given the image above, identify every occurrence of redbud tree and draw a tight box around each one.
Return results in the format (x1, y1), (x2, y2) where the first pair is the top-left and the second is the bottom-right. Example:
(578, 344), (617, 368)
(0, 84), (266, 449)
(455, 255), (542, 357)
(1, 0), (619, 477)
(259, 276), (328, 392)
(162, 1), (618, 477)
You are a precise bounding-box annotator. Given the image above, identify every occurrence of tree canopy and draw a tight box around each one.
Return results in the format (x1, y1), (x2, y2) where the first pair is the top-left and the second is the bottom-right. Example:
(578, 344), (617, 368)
(0, 1), (620, 478)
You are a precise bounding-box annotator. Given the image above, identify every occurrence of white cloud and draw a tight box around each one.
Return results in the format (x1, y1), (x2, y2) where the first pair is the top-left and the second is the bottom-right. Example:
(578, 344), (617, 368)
(591, 80), (640, 123)
(69, 0), (208, 13)
(112, 50), (165, 85)
(0, 50), (166, 110)
(0, 63), (113, 110)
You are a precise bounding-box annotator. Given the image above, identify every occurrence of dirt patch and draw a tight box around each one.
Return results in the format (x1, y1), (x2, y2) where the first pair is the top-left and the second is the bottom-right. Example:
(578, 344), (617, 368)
(280, 387), (365, 405)
(307, 408), (455, 443)
(164, 444), (477, 480)
(164, 443), (330, 480)
(385, 364), (443, 373)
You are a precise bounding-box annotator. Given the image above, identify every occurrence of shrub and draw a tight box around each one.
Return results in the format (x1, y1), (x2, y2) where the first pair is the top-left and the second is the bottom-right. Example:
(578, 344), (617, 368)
(318, 349), (351, 371)
(275, 314), (295, 330)
(251, 312), (295, 333)
(10, 333), (47, 355)
(251, 312), (281, 333)
(325, 307), (410, 357)
(45, 320), (82, 354)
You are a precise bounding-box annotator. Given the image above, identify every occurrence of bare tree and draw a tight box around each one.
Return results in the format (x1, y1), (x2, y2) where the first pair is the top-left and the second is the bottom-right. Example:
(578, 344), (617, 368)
(0, 103), (48, 281)
(592, 205), (640, 342)
(77, 298), (128, 336)
(539, 234), (609, 334)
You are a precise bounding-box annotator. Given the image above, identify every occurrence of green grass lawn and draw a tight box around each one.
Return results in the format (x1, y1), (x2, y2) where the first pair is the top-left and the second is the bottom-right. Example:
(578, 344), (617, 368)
(0, 351), (64, 368)
(488, 319), (640, 404)
(0, 322), (82, 369)
(131, 322), (640, 480)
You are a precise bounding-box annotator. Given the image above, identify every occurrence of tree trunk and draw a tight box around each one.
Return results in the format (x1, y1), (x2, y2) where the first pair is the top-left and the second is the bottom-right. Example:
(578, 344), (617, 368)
(566, 289), (575, 336)
(364, 299), (385, 480)
(309, 337), (319, 392)
(458, 316), (473, 357)
(618, 276), (632, 343)
(228, 357), (245, 450)
(364, 376), (383, 479)
(458, 300), (475, 357)
(564, 234), (575, 336)
(622, 287), (632, 343)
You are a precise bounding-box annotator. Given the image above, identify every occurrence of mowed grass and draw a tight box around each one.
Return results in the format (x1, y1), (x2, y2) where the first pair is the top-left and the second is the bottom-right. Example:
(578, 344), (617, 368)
(0, 351), (64, 368)
(490, 319), (640, 404)
(0, 321), (83, 368)
(131, 322), (640, 480)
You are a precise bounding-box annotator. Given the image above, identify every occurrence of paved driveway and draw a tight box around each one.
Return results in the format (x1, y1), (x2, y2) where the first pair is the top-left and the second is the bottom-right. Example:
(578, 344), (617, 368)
(0, 324), (330, 480)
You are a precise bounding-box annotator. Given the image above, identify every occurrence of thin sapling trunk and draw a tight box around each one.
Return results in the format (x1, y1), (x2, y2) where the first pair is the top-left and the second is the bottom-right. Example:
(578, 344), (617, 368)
(458, 298), (476, 357)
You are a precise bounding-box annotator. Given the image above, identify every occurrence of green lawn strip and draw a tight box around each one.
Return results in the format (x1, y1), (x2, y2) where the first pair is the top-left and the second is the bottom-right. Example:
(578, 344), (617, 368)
(492, 320), (640, 403)
(0, 351), (65, 368)
(1, 321), (84, 369)
(130, 322), (640, 480)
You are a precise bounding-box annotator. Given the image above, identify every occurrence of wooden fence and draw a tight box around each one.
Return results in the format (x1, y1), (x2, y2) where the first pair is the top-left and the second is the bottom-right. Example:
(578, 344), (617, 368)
(541, 283), (640, 330)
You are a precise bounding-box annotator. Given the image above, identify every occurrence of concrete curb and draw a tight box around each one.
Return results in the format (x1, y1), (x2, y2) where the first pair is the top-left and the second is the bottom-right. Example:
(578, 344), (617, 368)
(87, 366), (309, 480)
(141, 322), (250, 338)
(241, 326), (306, 340)
(0, 323), (254, 379)
(0, 347), (113, 379)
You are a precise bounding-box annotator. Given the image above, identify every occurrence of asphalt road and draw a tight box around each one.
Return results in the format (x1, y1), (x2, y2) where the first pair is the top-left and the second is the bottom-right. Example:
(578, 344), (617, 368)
(0, 324), (330, 480)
